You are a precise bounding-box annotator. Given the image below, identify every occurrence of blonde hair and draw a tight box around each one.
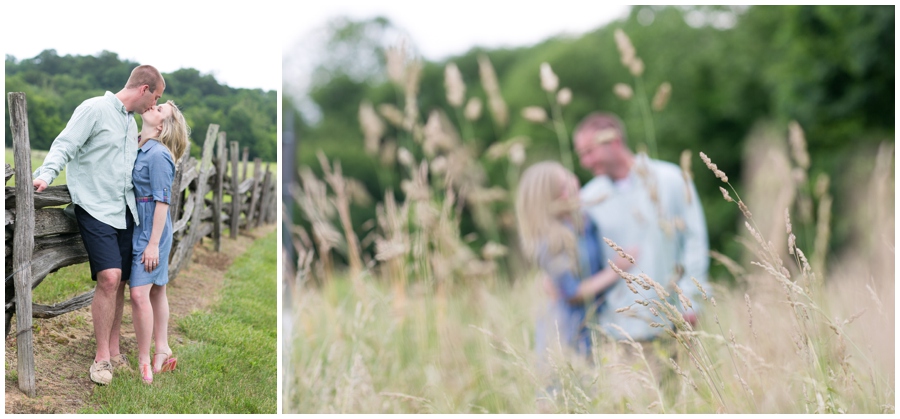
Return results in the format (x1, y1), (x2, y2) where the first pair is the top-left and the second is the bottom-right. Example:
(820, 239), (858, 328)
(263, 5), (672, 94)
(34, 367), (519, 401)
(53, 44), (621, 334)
(158, 100), (190, 161)
(515, 161), (583, 265)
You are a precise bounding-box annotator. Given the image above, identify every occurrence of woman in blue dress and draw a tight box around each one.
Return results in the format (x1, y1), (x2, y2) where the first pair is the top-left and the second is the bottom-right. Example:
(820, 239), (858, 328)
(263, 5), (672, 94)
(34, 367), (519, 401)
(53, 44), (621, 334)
(130, 100), (189, 384)
(515, 161), (633, 362)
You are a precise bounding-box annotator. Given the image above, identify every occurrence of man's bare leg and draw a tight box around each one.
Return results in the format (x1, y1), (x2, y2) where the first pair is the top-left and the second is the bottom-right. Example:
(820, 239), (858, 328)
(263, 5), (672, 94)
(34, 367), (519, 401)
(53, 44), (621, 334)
(93, 268), (121, 362)
(109, 281), (126, 357)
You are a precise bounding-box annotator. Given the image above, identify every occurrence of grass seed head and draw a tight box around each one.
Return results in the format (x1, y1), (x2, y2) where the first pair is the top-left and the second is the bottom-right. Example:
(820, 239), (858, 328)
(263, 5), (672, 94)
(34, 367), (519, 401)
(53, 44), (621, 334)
(522, 106), (548, 123)
(614, 83), (634, 100)
(699, 152), (729, 183)
(628, 58), (645, 77)
(444, 62), (466, 107)
(652, 82), (672, 111)
(788, 120), (810, 170)
(738, 201), (752, 219)
(358, 101), (385, 155)
(719, 187), (734, 202)
(378, 103), (406, 129)
(509, 143), (526, 166)
(464, 97), (482, 121)
(614, 28), (636, 68)
(556, 87), (572, 106)
(691, 277), (708, 301)
(540, 62), (559, 93)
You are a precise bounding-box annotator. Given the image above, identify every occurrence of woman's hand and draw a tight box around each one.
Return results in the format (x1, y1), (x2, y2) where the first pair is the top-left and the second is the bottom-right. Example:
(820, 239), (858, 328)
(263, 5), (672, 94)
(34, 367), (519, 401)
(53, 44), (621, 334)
(142, 243), (161, 272)
(541, 274), (558, 300)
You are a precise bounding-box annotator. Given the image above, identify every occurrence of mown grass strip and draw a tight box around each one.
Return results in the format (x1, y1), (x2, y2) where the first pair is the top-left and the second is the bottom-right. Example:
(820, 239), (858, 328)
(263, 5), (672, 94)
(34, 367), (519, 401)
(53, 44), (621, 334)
(81, 230), (277, 414)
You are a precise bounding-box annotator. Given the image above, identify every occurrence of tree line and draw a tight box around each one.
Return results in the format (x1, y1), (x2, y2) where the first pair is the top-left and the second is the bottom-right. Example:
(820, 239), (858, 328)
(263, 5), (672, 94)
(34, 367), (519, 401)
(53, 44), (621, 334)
(5, 49), (277, 162)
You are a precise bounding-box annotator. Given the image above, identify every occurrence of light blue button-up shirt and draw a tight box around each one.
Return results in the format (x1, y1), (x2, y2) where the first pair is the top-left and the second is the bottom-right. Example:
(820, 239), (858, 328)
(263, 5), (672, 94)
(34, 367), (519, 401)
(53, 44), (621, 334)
(581, 156), (709, 341)
(33, 91), (139, 229)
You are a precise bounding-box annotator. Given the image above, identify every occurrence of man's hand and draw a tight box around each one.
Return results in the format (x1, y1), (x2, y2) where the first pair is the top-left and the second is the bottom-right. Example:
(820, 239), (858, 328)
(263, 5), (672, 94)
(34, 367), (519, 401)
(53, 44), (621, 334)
(33, 179), (48, 192)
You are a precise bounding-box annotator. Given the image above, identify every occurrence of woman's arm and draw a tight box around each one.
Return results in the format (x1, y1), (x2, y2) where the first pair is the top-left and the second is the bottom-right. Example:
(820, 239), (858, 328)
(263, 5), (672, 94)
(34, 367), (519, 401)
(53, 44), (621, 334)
(143, 148), (176, 273)
(547, 250), (634, 305)
(141, 201), (169, 272)
(572, 268), (621, 303)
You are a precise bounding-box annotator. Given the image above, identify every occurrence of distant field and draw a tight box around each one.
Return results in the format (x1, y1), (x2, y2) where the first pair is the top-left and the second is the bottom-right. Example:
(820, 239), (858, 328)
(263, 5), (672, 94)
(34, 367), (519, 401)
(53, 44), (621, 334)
(5, 148), (66, 186)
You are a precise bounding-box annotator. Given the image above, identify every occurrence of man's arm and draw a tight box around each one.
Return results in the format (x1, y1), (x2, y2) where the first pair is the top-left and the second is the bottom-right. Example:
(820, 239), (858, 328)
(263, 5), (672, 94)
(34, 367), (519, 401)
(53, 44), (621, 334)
(32, 103), (97, 190)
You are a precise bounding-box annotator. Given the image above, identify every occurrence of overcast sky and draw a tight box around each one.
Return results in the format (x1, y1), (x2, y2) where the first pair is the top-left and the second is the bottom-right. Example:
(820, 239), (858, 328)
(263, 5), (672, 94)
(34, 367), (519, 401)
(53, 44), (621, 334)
(283, 2), (631, 61)
(3, 2), (630, 93)
(3, 1), (281, 91)
(283, 1), (632, 117)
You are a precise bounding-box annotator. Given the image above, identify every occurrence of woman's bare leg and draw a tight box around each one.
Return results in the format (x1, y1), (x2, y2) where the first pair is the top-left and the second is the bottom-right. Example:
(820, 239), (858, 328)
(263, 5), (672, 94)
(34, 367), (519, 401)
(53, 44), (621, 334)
(129, 284), (154, 367)
(149, 284), (172, 370)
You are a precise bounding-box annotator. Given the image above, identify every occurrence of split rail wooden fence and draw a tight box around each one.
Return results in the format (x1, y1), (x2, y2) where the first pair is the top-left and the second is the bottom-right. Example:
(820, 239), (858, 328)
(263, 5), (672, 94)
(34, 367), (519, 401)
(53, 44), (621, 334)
(4, 92), (276, 396)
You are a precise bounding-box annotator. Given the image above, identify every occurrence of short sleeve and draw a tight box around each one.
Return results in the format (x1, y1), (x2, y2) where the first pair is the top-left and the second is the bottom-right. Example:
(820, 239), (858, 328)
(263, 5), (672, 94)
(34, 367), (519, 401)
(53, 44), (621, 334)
(148, 149), (175, 204)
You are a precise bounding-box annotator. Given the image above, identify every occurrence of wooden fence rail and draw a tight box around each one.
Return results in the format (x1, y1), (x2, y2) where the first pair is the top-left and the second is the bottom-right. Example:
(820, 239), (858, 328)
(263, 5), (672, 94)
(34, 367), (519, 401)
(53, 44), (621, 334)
(4, 92), (276, 397)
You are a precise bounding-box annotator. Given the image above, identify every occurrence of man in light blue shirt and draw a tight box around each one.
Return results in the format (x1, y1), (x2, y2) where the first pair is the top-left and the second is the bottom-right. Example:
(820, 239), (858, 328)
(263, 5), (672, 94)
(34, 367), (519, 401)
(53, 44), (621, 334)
(573, 112), (710, 344)
(32, 65), (165, 385)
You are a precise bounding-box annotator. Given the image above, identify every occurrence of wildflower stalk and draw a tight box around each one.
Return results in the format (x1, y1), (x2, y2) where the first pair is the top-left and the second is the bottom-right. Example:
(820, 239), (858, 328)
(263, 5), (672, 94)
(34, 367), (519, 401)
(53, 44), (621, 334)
(546, 91), (574, 173)
(454, 106), (476, 150)
(633, 75), (659, 160)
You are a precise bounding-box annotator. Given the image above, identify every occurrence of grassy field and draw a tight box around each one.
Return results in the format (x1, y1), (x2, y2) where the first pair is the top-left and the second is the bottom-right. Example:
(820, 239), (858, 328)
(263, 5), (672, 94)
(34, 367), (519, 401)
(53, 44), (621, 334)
(295, 252), (895, 414)
(285, 52), (895, 412)
(81, 230), (277, 414)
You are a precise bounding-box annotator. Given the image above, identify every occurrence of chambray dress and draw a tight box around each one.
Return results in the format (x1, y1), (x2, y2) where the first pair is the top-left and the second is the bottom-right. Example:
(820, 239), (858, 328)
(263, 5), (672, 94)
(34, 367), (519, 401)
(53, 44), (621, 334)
(534, 215), (607, 359)
(129, 139), (174, 287)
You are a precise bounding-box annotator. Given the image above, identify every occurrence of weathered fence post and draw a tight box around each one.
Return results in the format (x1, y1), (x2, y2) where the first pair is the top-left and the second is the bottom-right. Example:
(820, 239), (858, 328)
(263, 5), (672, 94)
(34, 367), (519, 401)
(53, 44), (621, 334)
(170, 124), (218, 280)
(213, 132), (226, 252)
(9, 92), (37, 397)
(256, 164), (272, 228)
(240, 147), (250, 182)
(246, 158), (262, 227)
(230, 141), (240, 238)
(170, 141), (192, 241)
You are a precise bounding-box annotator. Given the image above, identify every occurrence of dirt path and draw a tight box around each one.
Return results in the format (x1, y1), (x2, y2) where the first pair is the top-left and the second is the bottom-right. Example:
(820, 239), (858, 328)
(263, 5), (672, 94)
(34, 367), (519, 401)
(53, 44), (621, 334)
(4, 224), (276, 414)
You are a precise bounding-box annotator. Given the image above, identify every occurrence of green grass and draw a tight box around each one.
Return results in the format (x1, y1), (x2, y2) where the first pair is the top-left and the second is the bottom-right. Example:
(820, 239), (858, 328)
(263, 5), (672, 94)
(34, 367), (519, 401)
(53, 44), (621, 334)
(80, 230), (277, 414)
(6, 148), (67, 186)
(32, 264), (95, 304)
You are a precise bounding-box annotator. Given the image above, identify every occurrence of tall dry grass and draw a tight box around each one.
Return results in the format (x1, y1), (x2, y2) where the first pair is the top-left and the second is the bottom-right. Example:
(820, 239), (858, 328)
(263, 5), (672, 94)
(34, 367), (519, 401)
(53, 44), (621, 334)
(285, 31), (894, 413)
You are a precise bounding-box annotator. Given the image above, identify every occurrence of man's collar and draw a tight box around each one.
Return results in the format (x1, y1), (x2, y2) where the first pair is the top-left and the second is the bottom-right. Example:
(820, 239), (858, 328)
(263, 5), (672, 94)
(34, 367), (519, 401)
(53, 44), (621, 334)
(105, 91), (128, 114)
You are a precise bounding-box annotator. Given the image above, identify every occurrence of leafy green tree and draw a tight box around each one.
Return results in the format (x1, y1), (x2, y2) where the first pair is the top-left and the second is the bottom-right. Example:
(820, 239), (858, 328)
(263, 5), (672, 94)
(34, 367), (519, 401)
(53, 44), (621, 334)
(6, 50), (276, 162)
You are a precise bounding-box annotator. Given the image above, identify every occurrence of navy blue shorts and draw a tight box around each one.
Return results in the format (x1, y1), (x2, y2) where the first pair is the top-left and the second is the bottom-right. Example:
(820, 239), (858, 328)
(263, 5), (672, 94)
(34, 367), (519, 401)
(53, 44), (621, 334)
(73, 205), (133, 281)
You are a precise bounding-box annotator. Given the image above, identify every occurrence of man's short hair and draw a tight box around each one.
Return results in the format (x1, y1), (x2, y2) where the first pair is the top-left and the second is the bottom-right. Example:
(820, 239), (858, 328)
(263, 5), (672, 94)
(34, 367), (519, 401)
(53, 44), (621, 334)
(124, 65), (165, 93)
(574, 112), (628, 145)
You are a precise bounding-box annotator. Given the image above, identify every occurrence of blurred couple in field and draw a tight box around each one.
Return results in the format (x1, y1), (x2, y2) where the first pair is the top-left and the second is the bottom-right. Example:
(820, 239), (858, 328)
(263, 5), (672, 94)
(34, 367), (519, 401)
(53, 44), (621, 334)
(32, 65), (190, 385)
(515, 112), (709, 374)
